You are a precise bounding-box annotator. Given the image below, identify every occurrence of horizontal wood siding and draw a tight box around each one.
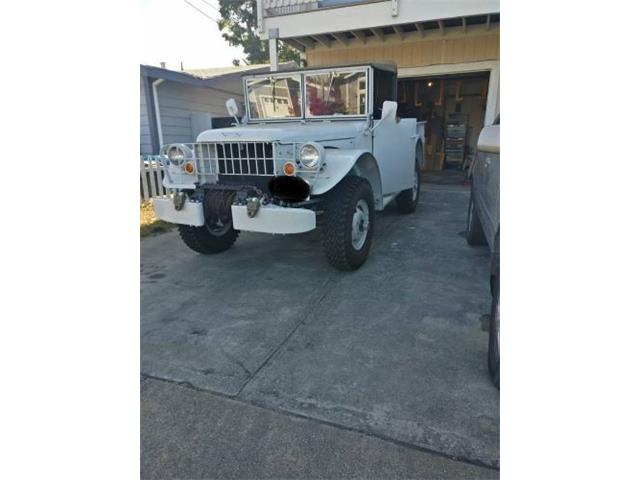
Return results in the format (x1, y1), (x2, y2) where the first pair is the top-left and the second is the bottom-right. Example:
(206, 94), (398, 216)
(140, 76), (153, 155)
(306, 27), (499, 69)
(158, 81), (244, 145)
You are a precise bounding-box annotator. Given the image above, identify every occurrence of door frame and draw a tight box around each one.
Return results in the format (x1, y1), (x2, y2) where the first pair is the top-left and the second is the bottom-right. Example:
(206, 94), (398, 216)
(397, 60), (500, 127)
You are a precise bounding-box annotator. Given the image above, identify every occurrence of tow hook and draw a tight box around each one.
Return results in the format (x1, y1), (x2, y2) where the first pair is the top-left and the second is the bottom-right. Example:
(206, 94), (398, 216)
(246, 197), (261, 218)
(172, 191), (186, 211)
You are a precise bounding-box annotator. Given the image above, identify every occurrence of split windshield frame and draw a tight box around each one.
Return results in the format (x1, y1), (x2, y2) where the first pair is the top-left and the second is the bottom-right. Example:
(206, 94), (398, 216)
(243, 65), (372, 123)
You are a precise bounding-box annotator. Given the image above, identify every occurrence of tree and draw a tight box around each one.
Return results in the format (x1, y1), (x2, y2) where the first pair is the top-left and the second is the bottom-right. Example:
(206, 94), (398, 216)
(217, 0), (301, 66)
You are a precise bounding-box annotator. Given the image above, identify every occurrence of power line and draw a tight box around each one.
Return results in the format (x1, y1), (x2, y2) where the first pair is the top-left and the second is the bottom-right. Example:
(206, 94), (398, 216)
(182, 0), (217, 22)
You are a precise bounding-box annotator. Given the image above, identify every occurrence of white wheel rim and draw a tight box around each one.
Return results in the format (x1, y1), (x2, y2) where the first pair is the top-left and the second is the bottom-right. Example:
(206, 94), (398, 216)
(351, 199), (370, 251)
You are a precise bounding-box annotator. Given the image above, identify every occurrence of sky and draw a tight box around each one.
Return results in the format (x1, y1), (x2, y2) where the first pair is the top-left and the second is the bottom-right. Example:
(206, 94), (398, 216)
(139, 0), (246, 70)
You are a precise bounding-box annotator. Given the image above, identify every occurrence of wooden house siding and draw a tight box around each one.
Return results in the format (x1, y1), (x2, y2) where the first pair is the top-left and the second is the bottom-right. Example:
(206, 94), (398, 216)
(305, 28), (499, 70)
(156, 81), (245, 145)
(140, 76), (153, 155)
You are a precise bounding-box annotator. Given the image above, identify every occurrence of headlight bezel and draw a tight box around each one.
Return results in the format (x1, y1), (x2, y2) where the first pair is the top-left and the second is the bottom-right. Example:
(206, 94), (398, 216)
(167, 145), (186, 166)
(163, 143), (193, 167)
(298, 142), (324, 169)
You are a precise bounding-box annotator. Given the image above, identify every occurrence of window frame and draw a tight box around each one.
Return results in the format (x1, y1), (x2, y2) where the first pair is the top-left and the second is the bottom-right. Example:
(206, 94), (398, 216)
(302, 67), (370, 120)
(243, 66), (373, 123)
(244, 72), (304, 122)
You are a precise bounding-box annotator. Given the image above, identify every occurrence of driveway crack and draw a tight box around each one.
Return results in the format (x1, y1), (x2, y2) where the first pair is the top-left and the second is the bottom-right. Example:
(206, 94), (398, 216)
(220, 349), (252, 379)
(235, 272), (340, 396)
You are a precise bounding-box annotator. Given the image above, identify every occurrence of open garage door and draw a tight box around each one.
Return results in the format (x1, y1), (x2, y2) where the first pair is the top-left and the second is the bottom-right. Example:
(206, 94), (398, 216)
(397, 72), (490, 180)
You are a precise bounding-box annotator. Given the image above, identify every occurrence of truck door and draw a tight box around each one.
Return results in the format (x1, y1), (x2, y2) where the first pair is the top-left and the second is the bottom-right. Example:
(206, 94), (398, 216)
(373, 116), (416, 195)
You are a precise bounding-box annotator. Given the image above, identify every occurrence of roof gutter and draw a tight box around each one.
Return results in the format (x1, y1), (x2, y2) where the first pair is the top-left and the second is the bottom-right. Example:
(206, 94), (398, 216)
(152, 79), (165, 148)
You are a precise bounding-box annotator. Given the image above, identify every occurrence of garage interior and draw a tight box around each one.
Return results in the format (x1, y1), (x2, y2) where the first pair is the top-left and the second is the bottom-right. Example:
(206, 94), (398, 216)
(397, 72), (490, 179)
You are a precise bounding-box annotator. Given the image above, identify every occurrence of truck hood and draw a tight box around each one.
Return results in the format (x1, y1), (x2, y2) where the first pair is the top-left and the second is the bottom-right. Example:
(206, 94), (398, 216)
(196, 121), (367, 144)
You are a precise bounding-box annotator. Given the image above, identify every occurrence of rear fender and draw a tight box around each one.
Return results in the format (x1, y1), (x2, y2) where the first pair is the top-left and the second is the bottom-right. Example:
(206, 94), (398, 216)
(310, 150), (383, 210)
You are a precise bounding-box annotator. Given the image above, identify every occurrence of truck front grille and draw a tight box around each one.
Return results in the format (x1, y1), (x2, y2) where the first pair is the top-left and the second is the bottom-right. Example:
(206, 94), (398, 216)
(196, 142), (275, 177)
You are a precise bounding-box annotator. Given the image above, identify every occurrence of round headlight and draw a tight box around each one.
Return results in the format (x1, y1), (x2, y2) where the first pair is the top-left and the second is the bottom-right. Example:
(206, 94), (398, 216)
(168, 146), (185, 166)
(299, 144), (321, 168)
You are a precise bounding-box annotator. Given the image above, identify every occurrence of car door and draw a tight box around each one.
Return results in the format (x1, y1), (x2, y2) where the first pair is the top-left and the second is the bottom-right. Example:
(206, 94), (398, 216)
(475, 117), (500, 250)
(373, 115), (416, 195)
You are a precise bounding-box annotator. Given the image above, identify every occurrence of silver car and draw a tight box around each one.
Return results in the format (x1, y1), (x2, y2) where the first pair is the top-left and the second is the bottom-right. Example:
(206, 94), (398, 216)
(466, 115), (500, 388)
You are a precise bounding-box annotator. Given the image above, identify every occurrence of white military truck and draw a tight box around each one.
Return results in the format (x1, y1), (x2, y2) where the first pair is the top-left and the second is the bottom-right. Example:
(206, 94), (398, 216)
(154, 63), (423, 270)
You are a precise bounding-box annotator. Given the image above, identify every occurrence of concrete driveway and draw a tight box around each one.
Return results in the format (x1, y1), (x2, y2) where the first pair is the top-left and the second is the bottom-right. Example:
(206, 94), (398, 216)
(141, 184), (499, 474)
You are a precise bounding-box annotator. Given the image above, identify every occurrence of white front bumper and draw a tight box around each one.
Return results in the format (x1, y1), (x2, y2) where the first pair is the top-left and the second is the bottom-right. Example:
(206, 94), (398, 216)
(153, 196), (204, 226)
(231, 204), (316, 234)
(153, 196), (316, 234)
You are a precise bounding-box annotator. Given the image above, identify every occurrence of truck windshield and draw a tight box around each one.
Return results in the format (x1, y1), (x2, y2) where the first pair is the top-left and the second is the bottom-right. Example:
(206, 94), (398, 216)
(246, 75), (302, 120)
(305, 70), (367, 117)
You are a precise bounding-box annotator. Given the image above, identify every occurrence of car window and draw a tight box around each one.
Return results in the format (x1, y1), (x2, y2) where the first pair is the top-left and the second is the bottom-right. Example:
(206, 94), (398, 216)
(494, 115), (500, 125)
(246, 75), (302, 120)
(304, 70), (367, 117)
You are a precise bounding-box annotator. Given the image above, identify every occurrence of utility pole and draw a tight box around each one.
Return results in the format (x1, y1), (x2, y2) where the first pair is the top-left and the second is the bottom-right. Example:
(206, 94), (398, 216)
(269, 28), (279, 72)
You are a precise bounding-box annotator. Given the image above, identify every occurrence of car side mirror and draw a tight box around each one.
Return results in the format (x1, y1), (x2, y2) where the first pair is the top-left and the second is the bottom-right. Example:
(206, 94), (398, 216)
(371, 101), (398, 132)
(226, 98), (240, 124)
(380, 101), (397, 121)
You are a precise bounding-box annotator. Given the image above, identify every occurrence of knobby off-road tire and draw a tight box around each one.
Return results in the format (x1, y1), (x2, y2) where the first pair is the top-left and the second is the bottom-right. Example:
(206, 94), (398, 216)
(321, 176), (375, 271)
(465, 196), (487, 246)
(178, 223), (239, 254)
(396, 143), (422, 214)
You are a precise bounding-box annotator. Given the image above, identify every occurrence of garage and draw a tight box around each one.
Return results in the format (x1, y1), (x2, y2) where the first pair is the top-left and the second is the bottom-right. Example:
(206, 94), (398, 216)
(397, 72), (491, 177)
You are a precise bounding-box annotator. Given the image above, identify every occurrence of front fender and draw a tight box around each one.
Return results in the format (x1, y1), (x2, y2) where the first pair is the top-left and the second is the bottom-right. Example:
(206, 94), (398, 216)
(309, 149), (368, 196)
(306, 149), (383, 210)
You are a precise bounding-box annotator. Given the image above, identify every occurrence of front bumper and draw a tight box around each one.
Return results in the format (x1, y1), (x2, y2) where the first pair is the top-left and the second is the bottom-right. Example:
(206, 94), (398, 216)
(153, 196), (316, 234)
(153, 196), (204, 226)
(231, 204), (316, 234)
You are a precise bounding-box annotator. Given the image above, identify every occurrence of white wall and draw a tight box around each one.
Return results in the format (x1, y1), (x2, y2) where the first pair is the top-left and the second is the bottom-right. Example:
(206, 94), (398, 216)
(261, 0), (499, 39)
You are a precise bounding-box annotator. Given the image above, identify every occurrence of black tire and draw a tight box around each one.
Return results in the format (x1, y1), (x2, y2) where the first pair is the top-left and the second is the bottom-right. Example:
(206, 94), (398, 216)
(396, 143), (422, 213)
(465, 196), (487, 246)
(488, 272), (500, 389)
(321, 176), (375, 271)
(178, 222), (239, 254)
(488, 230), (500, 389)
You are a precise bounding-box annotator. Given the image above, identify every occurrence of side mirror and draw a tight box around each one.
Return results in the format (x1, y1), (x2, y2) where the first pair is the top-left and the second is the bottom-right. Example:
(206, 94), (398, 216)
(380, 101), (397, 121)
(226, 98), (240, 123)
(370, 101), (398, 132)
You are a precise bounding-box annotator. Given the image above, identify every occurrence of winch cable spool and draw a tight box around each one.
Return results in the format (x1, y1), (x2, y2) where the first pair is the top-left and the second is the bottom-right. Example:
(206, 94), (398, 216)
(204, 190), (235, 228)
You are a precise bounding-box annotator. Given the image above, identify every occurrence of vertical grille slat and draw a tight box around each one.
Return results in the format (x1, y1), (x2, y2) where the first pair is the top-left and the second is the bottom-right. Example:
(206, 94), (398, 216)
(195, 141), (275, 177)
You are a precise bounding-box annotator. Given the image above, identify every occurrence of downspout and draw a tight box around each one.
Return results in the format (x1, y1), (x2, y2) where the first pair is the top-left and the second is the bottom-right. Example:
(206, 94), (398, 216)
(152, 79), (165, 148)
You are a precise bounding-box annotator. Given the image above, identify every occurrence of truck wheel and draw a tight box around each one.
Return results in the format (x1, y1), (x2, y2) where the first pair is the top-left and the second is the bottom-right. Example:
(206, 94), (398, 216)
(488, 270), (500, 389)
(465, 196), (487, 245)
(396, 143), (422, 213)
(178, 221), (239, 254)
(321, 176), (374, 271)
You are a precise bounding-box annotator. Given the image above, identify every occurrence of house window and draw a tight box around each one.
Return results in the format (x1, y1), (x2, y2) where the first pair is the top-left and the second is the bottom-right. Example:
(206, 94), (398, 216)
(211, 117), (235, 129)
